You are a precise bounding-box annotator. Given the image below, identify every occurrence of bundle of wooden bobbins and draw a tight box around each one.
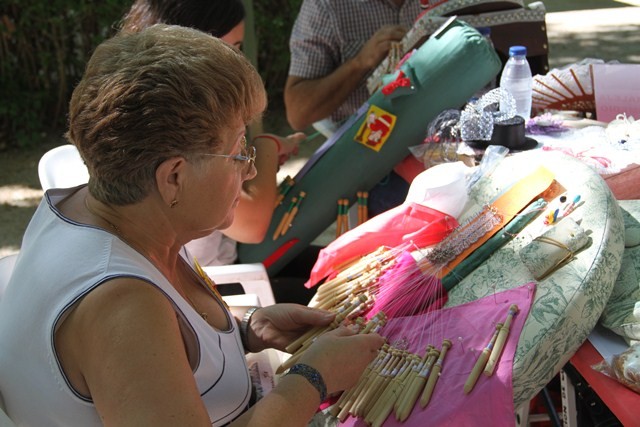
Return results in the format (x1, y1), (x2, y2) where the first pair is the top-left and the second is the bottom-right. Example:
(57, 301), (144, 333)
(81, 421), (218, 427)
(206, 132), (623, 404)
(282, 223), (524, 425)
(277, 297), (387, 374)
(329, 338), (453, 427)
(309, 246), (398, 312)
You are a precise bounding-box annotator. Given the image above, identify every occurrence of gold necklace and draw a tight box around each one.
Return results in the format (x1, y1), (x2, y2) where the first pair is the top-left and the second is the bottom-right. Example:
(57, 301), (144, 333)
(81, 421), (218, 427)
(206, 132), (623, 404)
(182, 287), (209, 320)
(84, 195), (210, 321)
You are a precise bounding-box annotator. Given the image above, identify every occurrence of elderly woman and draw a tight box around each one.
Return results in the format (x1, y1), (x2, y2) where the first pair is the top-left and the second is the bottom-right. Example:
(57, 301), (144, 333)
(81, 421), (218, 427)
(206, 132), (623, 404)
(0, 25), (383, 426)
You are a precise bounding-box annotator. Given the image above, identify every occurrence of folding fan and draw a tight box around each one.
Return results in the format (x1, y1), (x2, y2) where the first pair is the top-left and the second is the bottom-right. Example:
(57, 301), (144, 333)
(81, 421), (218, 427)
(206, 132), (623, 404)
(532, 59), (603, 114)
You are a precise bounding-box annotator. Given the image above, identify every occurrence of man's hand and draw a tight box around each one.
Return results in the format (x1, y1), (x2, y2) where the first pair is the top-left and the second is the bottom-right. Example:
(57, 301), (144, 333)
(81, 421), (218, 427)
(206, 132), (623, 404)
(353, 25), (408, 71)
(284, 25), (408, 130)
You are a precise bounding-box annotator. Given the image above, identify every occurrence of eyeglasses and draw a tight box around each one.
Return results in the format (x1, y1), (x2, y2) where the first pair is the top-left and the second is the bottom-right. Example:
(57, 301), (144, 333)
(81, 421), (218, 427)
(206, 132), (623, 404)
(195, 137), (256, 173)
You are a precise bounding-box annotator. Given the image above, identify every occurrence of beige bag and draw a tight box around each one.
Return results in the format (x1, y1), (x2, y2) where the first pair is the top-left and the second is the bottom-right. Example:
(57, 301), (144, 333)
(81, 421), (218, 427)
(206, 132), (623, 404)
(519, 218), (590, 280)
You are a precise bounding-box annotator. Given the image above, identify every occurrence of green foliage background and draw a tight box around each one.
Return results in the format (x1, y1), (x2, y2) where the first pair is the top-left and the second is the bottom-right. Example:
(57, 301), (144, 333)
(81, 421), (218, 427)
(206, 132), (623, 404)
(0, 0), (301, 149)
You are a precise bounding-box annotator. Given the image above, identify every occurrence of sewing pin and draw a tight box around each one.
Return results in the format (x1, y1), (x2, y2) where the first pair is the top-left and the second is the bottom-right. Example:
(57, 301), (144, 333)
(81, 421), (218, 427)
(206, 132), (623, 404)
(561, 194), (581, 217)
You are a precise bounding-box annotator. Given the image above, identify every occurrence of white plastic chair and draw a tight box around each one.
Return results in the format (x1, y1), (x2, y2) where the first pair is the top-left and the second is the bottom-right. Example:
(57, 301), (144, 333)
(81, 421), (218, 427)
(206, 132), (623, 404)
(38, 144), (89, 191)
(203, 263), (275, 307)
(36, 145), (276, 308)
(0, 254), (18, 426)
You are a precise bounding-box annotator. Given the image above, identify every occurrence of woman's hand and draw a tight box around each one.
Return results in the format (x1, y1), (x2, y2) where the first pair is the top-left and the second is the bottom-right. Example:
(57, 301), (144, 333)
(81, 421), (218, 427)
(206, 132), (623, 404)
(245, 304), (385, 395)
(245, 304), (335, 353)
(298, 326), (385, 395)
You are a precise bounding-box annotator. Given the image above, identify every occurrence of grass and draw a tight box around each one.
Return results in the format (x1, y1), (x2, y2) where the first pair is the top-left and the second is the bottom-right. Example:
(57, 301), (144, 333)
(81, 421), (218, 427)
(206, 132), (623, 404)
(0, 138), (61, 256)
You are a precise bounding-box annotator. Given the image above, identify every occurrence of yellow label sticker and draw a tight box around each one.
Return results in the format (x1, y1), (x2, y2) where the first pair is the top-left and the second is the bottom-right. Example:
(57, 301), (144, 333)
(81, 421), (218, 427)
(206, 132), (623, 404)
(354, 105), (397, 152)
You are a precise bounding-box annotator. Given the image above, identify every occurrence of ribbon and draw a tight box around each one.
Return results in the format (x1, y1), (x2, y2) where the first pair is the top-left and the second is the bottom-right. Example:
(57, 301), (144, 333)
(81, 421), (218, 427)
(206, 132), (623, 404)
(382, 70), (414, 97)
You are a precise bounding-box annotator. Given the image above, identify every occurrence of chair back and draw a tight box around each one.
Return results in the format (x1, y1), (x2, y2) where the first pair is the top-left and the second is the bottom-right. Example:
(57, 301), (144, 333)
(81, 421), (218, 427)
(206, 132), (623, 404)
(0, 254), (18, 426)
(38, 145), (89, 191)
(203, 263), (275, 307)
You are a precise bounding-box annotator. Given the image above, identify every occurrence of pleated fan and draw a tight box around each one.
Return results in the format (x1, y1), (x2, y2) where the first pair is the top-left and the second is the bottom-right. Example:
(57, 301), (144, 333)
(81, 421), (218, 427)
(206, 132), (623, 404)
(532, 59), (602, 114)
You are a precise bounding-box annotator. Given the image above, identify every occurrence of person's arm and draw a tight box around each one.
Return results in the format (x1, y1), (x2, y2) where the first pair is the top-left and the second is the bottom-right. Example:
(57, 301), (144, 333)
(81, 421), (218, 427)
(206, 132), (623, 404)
(230, 306), (385, 427)
(61, 280), (383, 426)
(57, 278), (212, 426)
(232, 327), (384, 427)
(285, 25), (407, 131)
(221, 133), (303, 243)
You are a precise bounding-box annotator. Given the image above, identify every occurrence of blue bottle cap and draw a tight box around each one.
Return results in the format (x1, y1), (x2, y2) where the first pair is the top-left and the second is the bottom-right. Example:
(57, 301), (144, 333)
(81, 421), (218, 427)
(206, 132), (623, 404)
(509, 46), (527, 57)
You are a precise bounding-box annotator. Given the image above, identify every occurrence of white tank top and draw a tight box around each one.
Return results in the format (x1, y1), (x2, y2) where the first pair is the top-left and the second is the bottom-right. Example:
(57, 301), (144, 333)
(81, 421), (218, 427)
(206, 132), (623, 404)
(0, 187), (251, 426)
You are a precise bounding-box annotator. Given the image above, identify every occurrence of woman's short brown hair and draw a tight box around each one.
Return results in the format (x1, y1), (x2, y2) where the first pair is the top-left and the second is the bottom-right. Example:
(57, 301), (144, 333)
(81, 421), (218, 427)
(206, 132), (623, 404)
(67, 24), (266, 205)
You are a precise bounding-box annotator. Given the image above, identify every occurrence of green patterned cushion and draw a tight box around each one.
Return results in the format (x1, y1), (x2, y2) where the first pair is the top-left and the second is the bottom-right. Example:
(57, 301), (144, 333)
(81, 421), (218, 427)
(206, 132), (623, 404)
(446, 150), (625, 406)
(600, 200), (640, 345)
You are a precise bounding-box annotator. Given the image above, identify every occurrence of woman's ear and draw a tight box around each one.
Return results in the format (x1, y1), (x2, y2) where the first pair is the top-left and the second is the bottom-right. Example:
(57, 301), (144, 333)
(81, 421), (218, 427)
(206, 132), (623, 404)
(155, 156), (186, 208)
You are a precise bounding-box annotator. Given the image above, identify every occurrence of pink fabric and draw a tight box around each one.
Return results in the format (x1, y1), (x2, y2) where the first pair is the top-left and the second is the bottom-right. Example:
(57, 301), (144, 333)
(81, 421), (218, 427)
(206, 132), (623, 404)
(305, 202), (458, 288)
(368, 251), (448, 319)
(340, 283), (537, 427)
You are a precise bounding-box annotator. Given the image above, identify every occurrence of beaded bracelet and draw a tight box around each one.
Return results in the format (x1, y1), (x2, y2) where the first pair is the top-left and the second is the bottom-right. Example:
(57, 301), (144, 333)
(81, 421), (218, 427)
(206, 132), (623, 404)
(240, 306), (259, 351)
(253, 134), (282, 153)
(285, 363), (327, 403)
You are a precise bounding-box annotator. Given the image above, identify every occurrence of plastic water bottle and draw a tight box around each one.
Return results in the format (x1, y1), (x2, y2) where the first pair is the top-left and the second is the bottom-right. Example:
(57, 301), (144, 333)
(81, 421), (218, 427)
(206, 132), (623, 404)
(500, 45), (533, 120)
